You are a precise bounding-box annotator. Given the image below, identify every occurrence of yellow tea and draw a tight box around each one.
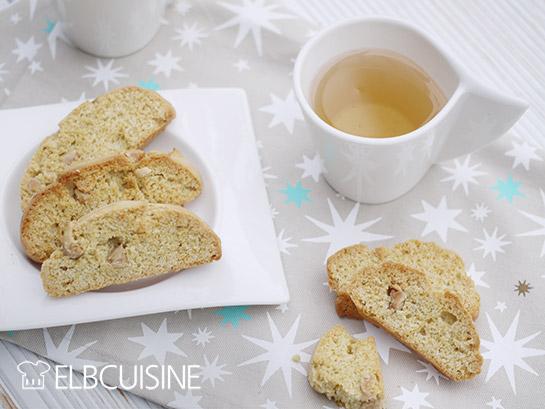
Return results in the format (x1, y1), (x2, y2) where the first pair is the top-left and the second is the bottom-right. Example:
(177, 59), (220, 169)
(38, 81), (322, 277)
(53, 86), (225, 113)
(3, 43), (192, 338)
(314, 49), (446, 138)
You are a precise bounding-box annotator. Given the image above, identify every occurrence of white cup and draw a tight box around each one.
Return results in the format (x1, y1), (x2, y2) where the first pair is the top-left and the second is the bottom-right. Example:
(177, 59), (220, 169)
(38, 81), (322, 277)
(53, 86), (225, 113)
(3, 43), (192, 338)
(54, 0), (169, 58)
(293, 17), (527, 204)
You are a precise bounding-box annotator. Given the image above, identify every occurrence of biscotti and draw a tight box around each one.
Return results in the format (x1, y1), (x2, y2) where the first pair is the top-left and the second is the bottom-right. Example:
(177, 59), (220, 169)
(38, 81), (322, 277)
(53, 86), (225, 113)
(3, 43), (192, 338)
(20, 86), (175, 208)
(41, 201), (221, 297)
(308, 325), (384, 409)
(21, 149), (201, 263)
(327, 240), (480, 320)
(348, 262), (483, 381)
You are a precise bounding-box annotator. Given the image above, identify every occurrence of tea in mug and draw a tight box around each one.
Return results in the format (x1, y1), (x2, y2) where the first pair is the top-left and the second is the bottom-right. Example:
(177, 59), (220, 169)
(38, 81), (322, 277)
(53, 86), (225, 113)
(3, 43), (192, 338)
(313, 49), (447, 138)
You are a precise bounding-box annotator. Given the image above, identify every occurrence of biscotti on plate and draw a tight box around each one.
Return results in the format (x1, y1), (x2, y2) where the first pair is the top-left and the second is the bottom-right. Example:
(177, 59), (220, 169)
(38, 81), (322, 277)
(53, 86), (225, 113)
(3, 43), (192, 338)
(308, 325), (384, 409)
(327, 240), (480, 320)
(21, 149), (201, 263)
(20, 86), (175, 208)
(348, 262), (483, 381)
(41, 201), (221, 297)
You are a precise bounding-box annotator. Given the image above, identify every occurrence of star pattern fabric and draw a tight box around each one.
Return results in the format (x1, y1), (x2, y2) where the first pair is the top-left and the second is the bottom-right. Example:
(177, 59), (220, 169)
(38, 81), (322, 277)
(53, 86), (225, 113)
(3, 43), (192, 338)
(0, 1), (544, 408)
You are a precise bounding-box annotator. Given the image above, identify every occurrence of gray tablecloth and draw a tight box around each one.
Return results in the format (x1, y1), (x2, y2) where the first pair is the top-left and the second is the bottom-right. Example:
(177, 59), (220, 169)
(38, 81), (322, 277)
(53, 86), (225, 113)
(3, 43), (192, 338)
(1, 0), (545, 408)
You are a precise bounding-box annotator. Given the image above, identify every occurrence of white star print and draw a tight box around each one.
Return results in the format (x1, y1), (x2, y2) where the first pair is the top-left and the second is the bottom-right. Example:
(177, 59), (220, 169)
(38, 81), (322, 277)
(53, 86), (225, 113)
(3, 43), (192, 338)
(43, 326), (105, 371)
(276, 303), (289, 313)
(471, 202), (491, 222)
(518, 189), (545, 257)
(441, 155), (486, 195)
(148, 50), (183, 78)
(0, 63), (8, 82)
(260, 399), (280, 409)
(505, 140), (542, 170)
(494, 302), (507, 313)
(168, 390), (202, 409)
(411, 196), (467, 242)
(486, 396), (504, 409)
(47, 21), (70, 60)
(277, 229), (297, 255)
(466, 262), (489, 288)
(259, 90), (303, 133)
(482, 311), (545, 394)
(215, 0), (293, 55)
(239, 313), (317, 397)
(394, 384), (433, 409)
(262, 166), (277, 182)
(296, 153), (326, 183)
(304, 198), (392, 264)
(28, 60), (42, 74)
(192, 327), (214, 347)
(474, 227), (511, 261)
(233, 59), (250, 72)
(128, 319), (186, 364)
(199, 355), (231, 387)
(270, 205), (279, 219)
(355, 321), (410, 364)
(416, 360), (446, 384)
(83, 59), (127, 91)
(60, 92), (87, 104)
(12, 37), (42, 63)
(172, 23), (208, 51)
(10, 13), (21, 24)
(29, 0), (37, 20)
(174, 0), (192, 16)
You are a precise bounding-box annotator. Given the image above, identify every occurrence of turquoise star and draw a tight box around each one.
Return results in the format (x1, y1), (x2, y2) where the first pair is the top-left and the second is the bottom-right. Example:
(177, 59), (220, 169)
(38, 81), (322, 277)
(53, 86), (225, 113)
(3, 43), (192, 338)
(43, 19), (56, 33)
(138, 79), (160, 91)
(492, 175), (524, 203)
(280, 181), (310, 208)
(215, 306), (251, 328)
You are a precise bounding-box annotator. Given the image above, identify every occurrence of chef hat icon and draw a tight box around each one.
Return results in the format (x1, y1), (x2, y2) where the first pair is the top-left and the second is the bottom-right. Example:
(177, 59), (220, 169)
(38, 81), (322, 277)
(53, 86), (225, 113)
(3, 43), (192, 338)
(16, 360), (51, 390)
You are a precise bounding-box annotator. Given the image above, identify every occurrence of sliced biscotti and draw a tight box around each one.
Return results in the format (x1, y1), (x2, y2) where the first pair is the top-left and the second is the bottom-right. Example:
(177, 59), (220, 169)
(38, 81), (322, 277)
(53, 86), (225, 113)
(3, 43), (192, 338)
(41, 201), (221, 297)
(348, 262), (482, 381)
(20, 86), (175, 208)
(327, 240), (480, 320)
(308, 325), (384, 409)
(21, 149), (201, 263)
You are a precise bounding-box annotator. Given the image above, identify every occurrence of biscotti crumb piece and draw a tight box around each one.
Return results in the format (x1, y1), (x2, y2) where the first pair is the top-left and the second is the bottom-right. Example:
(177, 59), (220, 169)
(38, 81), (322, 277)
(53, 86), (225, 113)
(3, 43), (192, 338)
(348, 262), (483, 381)
(308, 325), (384, 409)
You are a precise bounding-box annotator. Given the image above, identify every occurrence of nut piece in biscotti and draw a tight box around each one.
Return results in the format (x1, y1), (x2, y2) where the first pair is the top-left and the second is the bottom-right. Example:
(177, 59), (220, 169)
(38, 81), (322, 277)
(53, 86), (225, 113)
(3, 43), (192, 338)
(21, 149), (201, 263)
(327, 240), (480, 320)
(40, 201), (221, 297)
(347, 262), (483, 381)
(308, 325), (384, 409)
(20, 86), (175, 208)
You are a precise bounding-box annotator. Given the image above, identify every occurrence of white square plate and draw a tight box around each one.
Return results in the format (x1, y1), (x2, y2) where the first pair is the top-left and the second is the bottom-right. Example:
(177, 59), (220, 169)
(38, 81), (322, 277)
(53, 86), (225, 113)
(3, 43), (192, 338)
(0, 88), (289, 330)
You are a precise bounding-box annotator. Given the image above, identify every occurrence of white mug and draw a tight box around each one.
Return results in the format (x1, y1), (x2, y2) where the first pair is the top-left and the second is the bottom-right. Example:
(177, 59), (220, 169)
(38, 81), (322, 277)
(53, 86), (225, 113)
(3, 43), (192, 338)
(293, 17), (528, 204)
(54, 0), (169, 58)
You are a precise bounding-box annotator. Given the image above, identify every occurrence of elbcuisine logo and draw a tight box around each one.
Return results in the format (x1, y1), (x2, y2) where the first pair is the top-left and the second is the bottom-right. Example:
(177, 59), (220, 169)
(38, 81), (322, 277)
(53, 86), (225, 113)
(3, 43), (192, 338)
(16, 360), (201, 391)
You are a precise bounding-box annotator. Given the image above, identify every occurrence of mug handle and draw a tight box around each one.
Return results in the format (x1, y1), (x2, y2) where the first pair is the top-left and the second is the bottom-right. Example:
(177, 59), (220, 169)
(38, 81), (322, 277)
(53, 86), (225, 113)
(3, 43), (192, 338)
(435, 81), (528, 162)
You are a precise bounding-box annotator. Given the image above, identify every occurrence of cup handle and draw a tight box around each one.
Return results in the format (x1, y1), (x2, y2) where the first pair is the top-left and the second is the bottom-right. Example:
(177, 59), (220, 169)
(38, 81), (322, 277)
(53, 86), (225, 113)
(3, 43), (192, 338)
(435, 81), (528, 162)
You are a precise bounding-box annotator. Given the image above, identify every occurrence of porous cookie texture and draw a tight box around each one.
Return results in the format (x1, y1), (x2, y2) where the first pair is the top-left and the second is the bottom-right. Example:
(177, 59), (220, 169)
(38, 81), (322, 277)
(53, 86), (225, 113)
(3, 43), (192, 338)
(327, 240), (480, 320)
(348, 262), (483, 381)
(21, 149), (201, 262)
(20, 86), (175, 208)
(308, 325), (384, 409)
(41, 201), (221, 297)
